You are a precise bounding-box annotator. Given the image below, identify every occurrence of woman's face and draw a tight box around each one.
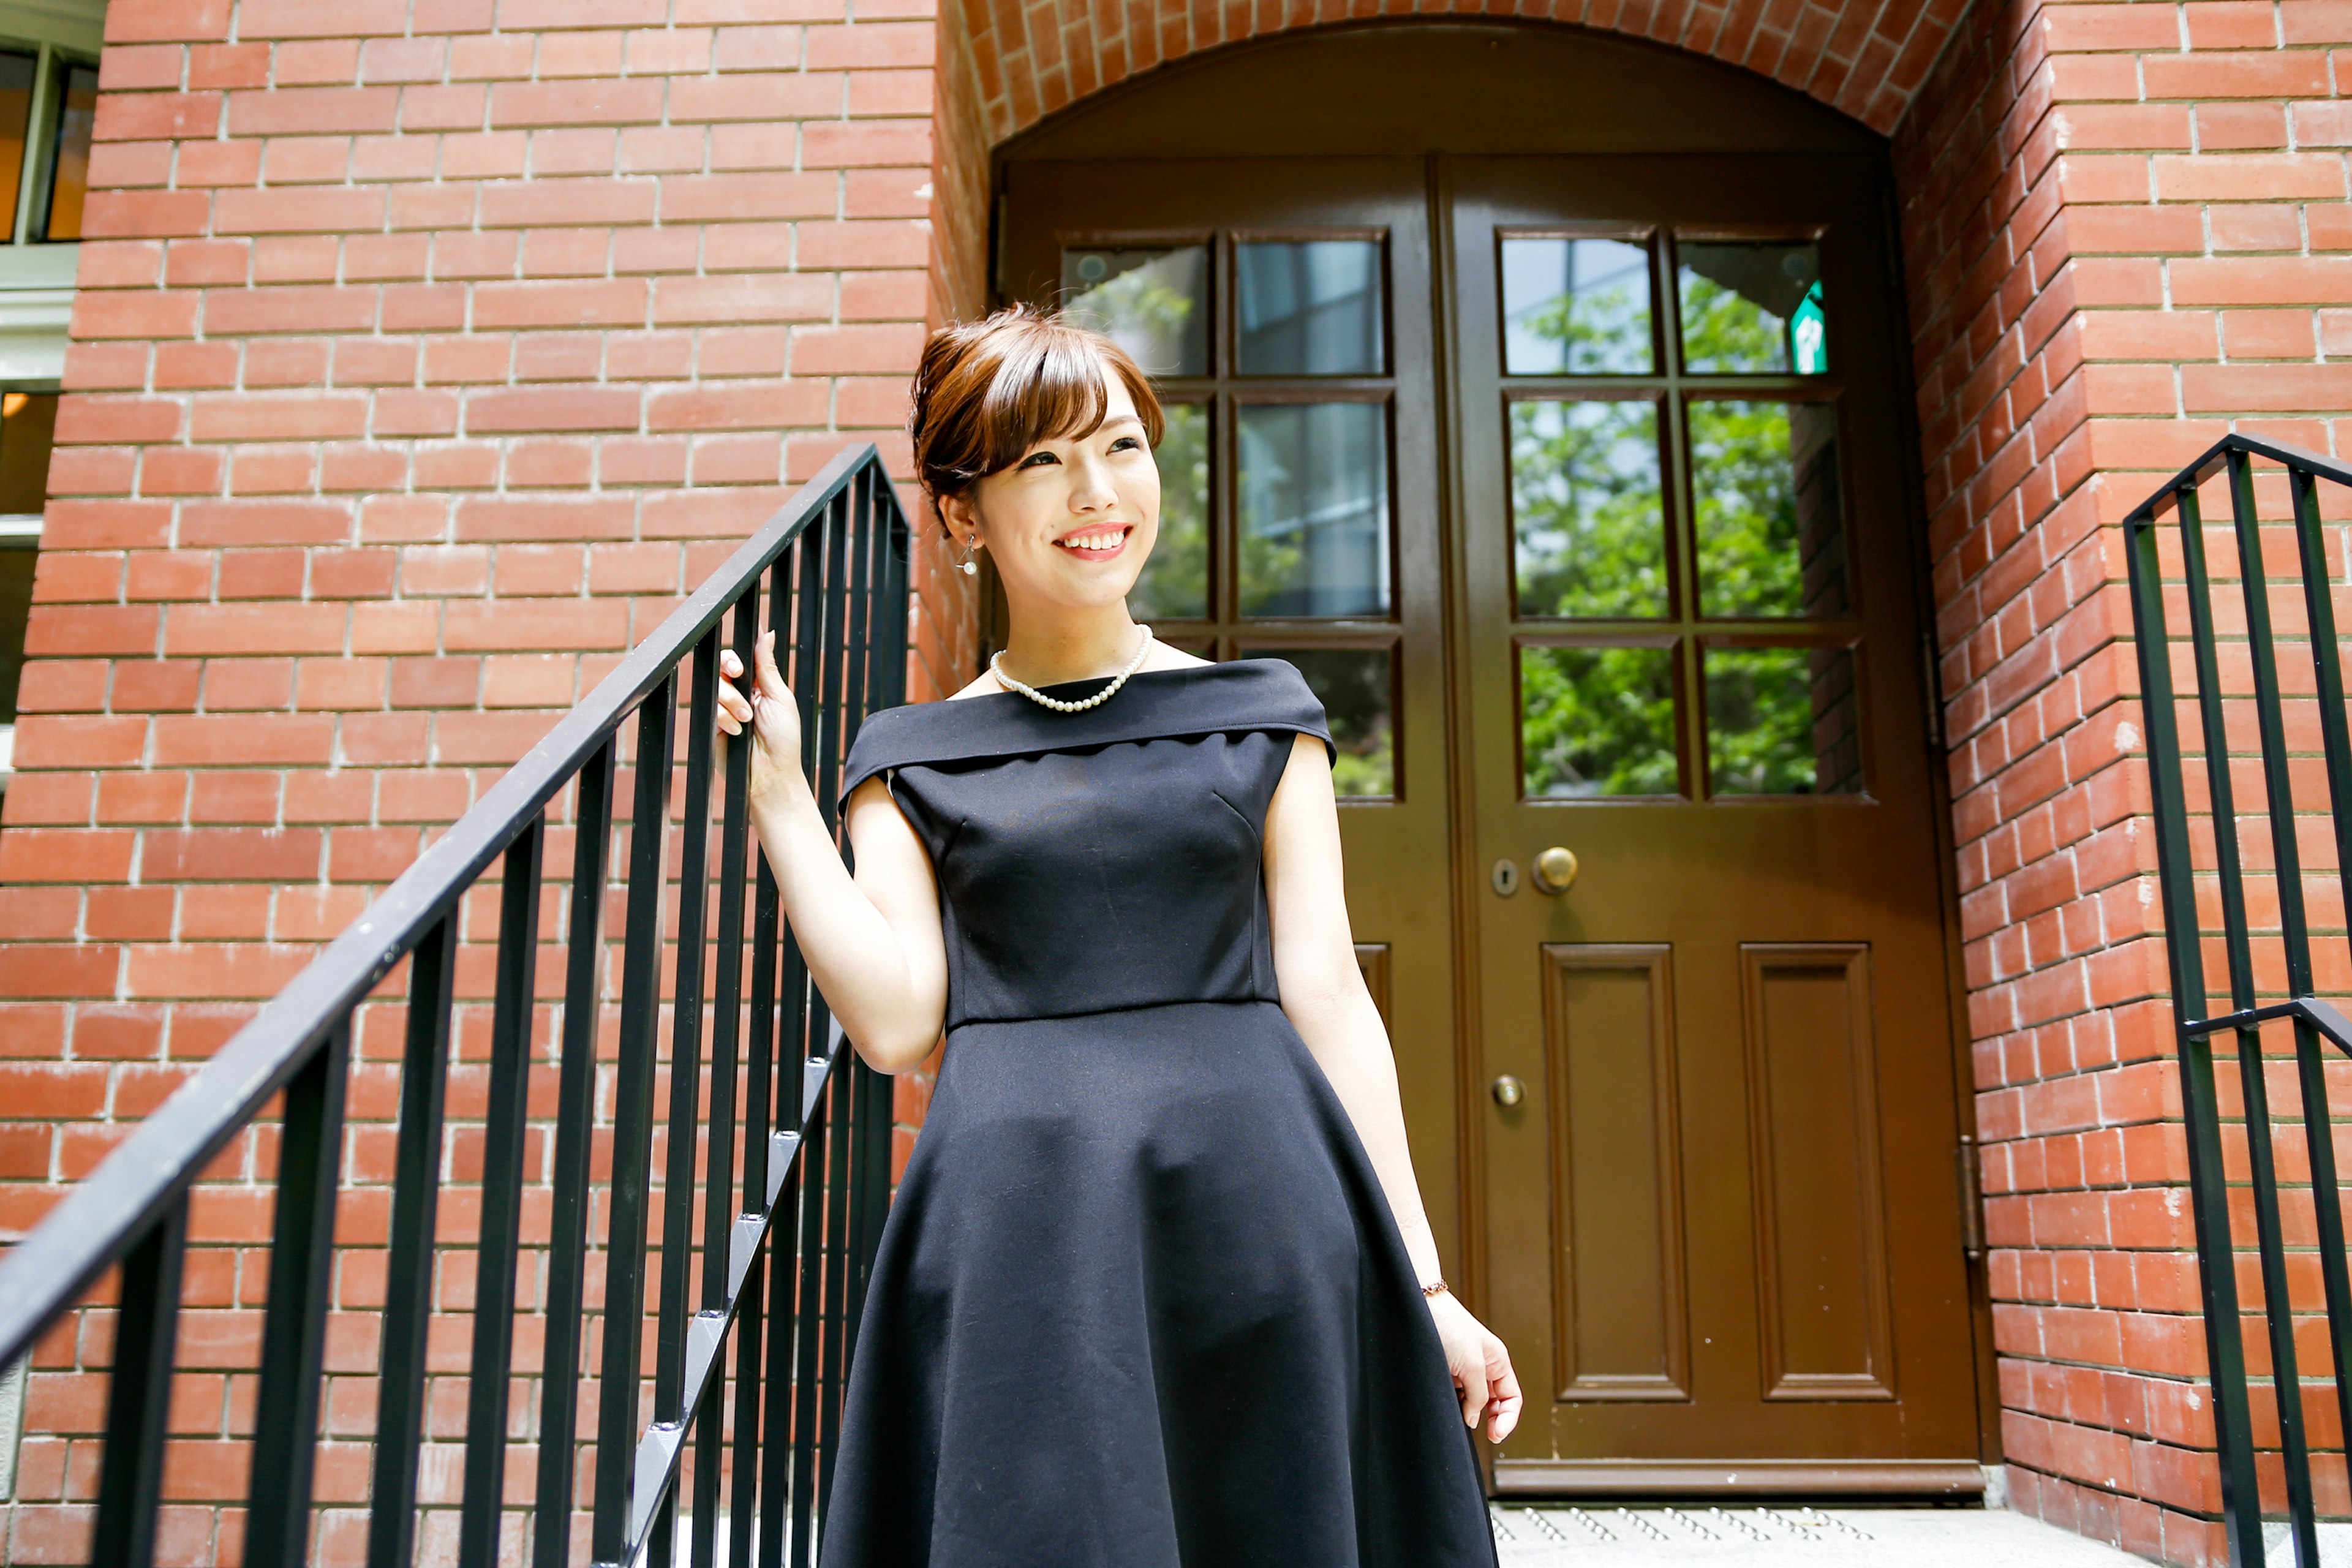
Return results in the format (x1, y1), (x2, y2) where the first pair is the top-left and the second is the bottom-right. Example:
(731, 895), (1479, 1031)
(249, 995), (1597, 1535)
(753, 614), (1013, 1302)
(941, 366), (1161, 615)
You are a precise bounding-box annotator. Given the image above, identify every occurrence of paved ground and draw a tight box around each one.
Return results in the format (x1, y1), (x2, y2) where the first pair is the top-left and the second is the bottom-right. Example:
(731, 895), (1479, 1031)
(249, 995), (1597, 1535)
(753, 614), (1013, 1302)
(1487, 1504), (2158, 1565)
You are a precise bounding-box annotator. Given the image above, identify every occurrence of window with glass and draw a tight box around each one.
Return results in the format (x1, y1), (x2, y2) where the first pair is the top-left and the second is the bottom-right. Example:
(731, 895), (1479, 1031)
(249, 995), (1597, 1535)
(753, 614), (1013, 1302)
(1502, 229), (1860, 801)
(0, 45), (92, 246)
(1055, 233), (1401, 799)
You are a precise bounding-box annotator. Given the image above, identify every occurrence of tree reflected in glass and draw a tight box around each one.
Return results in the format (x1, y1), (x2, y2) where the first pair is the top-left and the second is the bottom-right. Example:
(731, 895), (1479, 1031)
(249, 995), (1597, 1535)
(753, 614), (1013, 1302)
(1131, 402), (1208, 621)
(1512, 399), (1665, 619)
(1521, 644), (1678, 797)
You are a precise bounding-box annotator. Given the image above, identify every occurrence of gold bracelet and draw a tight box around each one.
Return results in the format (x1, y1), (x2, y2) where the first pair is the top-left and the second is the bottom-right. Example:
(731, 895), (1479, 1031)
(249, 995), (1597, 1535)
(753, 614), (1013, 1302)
(1420, 1279), (1449, 1298)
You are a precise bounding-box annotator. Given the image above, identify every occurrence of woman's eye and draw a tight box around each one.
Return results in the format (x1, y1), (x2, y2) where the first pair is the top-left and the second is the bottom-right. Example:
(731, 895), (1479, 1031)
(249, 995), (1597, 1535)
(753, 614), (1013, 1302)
(1108, 436), (1142, 453)
(1017, 450), (1059, 469)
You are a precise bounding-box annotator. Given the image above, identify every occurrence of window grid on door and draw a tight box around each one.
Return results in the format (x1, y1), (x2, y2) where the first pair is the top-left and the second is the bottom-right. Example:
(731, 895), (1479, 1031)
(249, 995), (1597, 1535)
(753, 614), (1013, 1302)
(1499, 227), (1864, 804)
(1061, 232), (1404, 801)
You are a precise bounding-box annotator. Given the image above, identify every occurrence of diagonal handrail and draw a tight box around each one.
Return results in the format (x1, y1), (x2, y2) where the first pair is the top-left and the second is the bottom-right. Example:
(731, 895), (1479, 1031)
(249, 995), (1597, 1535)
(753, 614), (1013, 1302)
(0, 440), (878, 1371)
(0, 440), (909, 1568)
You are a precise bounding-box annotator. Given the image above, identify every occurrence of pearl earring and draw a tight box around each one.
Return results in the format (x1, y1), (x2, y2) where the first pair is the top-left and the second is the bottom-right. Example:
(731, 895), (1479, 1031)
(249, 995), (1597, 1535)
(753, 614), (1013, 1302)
(956, 534), (980, 577)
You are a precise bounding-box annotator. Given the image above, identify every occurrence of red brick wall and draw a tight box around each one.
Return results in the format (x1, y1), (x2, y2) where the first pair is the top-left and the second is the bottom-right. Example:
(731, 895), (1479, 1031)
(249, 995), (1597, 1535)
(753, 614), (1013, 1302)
(0, 0), (977, 1548)
(1894, 0), (2352, 1556)
(960, 0), (1965, 138)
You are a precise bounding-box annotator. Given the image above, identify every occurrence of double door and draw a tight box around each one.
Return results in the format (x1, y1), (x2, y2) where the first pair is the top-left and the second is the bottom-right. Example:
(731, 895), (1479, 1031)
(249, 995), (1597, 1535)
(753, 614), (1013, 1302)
(1001, 153), (1981, 1485)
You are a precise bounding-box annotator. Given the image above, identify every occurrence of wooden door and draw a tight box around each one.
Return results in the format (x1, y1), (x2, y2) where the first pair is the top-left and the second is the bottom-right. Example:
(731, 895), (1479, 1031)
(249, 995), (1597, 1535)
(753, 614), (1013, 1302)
(999, 160), (1471, 1262)
(1452, 155), (1983, 1492)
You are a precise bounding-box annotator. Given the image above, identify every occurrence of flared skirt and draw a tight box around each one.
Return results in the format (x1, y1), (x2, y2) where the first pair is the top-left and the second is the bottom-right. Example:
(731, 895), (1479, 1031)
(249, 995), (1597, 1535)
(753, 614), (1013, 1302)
(815, 998), (1497, 1568)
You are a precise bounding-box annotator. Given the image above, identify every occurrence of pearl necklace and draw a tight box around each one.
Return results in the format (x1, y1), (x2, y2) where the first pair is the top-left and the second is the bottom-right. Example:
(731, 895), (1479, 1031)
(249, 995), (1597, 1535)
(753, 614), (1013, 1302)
(990, 626), (1155, 713)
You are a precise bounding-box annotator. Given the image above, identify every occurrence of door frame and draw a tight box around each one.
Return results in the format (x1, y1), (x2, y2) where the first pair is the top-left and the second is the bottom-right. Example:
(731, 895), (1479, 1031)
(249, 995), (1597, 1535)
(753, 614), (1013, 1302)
(987, 24), (2002, 1480)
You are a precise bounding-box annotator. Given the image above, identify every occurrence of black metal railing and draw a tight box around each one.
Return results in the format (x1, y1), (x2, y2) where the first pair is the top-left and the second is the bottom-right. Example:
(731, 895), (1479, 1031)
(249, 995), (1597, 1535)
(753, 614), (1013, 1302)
(0, 443), (911, 1567)
(2127, 434), (2352, 1568)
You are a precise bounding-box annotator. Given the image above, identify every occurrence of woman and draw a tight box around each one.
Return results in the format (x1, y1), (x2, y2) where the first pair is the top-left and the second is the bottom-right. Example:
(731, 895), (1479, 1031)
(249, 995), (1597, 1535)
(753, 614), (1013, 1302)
(715, 304), (1520, 1566)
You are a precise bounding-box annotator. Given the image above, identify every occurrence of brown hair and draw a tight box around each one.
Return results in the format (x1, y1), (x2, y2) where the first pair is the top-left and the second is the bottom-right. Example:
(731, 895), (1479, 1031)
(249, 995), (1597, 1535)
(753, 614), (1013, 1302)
(909, 304), (1165, 523)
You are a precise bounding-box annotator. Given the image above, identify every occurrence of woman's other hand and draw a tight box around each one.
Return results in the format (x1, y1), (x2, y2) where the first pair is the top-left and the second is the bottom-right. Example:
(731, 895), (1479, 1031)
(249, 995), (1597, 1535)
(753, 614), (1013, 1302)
(1430, 1292), (1523, 1444)
(717, 630), (807, 810)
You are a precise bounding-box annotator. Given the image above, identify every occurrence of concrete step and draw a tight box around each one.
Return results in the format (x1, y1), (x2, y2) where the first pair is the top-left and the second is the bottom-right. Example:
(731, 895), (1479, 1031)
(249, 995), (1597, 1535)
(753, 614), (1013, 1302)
(1488, 1504), (2154, 1566)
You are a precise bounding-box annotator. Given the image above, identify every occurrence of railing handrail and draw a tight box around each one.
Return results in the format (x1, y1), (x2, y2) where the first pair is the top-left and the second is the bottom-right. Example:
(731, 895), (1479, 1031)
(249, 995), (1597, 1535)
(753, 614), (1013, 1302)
(0, 439), (886, 1374)
(2125, 430), (2352, 522)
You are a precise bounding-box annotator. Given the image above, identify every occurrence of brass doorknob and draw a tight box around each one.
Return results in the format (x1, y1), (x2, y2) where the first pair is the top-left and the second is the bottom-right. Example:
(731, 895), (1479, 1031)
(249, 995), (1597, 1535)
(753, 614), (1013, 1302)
(1491, 1074), (1526, 1108)
(1532, 846), (1580, 894)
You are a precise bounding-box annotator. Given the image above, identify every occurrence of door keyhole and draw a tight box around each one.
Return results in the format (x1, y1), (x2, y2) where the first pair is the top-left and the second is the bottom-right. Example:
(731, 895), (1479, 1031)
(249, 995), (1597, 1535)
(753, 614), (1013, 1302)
(1490, 858), (1520, 897)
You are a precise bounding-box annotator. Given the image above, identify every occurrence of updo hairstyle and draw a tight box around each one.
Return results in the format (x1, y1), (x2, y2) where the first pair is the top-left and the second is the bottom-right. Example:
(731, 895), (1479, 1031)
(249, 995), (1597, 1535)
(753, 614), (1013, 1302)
(908, 304), (1166, 528)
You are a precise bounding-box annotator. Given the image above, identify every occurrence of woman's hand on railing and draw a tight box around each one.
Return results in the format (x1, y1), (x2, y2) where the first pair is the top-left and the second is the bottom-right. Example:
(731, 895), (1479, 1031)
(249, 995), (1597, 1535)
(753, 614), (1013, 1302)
(717, 630), (807, 811)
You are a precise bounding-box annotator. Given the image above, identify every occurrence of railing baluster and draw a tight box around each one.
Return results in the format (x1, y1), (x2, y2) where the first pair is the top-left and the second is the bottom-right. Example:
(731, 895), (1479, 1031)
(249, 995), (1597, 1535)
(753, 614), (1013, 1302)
(2283, 462), (2352, 1488)
(818, 491), (853, 817)
(758, 1147), (802, 1568)
(2117, 484), (2258, 1561)
(537, 739), (617, 1568)
(729, 1234), (769, 1568)
(368, 911), (460, 1568)
(2226, 451), (2328, 1566)
(843, 467), (877, 760)
(91, 1194), (188, 1568)
(733, 559), (790, 1568)
(817, 1046), (854, 1517)
(246, 1018), (353, 1568)
(772, 520), (831, 1568)
(695, 586), (760, 1568)
(595, 684), (679, 1564)
(2185, 463), (2315, 1561)
(459, 818), (546, 1568)
(2131, 481), (2266, 1568)
(788, 1071), (829, 1568)
(659, 632), (723, 1431)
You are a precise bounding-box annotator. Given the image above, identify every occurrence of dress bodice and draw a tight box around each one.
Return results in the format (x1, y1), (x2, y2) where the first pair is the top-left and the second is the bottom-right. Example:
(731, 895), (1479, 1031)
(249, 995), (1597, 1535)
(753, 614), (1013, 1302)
(837, 660), (1336, 1030)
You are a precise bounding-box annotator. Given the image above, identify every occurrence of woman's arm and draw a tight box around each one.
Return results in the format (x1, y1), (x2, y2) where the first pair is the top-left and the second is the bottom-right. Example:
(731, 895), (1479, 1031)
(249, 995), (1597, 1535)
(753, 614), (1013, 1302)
(717, 633), (950, 1074)
(1262, 731), (1523, 1444)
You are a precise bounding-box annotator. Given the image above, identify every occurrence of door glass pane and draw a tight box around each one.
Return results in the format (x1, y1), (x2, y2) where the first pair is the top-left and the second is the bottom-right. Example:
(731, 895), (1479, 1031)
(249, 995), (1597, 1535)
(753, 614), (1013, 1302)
(42, 62), (96, 243)
(1501, 236), (1654, 375)
(0, 53), (37, 246)
(1520, 644), (1679, 798)
(1238, 646), (1395, 799)
(1704, 644), (1861, 796)
(1236, 240), (1384, 376)
(1678, 241), (1827, 376)
(1130, 401), (1208, 621)
(1691, 400), (1846, 619)
(1238, 402), (1390, 617)
(1511, 399), (1665, 619)
(1061, 246), (1210, 377)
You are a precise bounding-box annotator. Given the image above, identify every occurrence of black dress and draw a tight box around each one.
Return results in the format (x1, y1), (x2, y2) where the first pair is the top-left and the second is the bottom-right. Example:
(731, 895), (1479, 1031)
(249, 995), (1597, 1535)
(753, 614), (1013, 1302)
(818, 658), (1496, 1568)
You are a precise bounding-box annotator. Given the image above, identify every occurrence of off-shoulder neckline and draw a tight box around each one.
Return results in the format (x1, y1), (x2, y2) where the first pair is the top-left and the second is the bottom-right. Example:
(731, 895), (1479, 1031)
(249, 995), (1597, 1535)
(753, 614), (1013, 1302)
(837, 658), (1333, 800)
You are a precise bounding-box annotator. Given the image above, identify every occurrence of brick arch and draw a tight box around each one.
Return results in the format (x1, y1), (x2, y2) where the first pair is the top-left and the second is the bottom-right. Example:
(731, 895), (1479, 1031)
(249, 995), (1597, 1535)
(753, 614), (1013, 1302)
(963, 0), (1964, 142)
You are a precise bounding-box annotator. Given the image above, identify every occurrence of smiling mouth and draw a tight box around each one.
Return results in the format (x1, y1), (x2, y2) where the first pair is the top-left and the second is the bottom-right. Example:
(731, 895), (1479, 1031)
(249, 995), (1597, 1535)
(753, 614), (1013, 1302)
(1057, 527), (1131, 557)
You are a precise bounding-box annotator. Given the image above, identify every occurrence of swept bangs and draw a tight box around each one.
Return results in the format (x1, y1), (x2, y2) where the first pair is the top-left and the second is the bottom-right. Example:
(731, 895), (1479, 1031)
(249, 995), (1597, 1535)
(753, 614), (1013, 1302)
(911, 304), (1166, 513)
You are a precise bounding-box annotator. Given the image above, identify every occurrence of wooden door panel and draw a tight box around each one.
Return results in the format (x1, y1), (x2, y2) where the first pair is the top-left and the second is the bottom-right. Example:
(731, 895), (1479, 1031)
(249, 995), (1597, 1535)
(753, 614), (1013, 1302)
(1741, 943), (1894, 1402)
(1455, 154), (1981, 1489)
(1542, 943), (1687, 1403)
(1356, 941), (1392, 1030)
